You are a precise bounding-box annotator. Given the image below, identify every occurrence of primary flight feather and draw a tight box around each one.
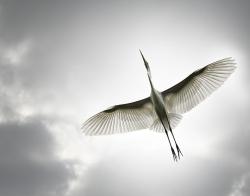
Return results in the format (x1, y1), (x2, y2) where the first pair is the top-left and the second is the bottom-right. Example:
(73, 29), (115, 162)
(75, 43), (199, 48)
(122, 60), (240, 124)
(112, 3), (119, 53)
(82, 51), (236, 161)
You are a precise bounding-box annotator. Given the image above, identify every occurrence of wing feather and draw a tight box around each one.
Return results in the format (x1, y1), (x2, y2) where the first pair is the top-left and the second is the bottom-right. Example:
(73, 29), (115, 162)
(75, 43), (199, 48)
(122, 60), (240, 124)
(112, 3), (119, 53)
(82, 97), (154, 135)
(162, 57), (236, 114)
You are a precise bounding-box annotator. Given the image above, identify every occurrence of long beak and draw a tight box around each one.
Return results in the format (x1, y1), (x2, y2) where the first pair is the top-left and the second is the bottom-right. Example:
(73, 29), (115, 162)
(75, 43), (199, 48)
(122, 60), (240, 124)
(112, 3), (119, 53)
(139, 49), (149, 70)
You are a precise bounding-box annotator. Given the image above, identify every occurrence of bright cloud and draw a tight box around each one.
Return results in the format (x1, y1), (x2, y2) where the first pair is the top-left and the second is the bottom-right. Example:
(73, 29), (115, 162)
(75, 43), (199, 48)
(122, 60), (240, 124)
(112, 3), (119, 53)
(0, 1), (249, 196)
(1, 39), (32, 65)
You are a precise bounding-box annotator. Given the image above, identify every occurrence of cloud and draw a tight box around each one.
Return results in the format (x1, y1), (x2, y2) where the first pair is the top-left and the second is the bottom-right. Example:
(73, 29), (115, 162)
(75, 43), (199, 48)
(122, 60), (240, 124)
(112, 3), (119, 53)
(0, 0), (249, 196)
(0, 117), (76, 196)
(72, 152), (241, 196)
(0, 39), (32, 65)
(218, 113), (250, 196)
(74, 101), (250, 196)
(230, 173), (250, 196)
(73, 125), (250, 196)
(0, 47), (80, 196)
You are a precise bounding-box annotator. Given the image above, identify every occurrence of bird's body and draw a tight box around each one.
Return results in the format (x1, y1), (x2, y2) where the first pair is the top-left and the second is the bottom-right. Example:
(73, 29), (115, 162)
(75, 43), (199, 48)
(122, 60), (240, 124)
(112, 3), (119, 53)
(151, 89), (166, 119)
(140, 51), (182, 160)
(82, 51), (236, 161)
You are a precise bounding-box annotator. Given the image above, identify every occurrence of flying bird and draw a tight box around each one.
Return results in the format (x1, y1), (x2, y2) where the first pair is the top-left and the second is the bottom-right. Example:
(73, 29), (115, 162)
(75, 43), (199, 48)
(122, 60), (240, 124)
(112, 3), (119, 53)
(82, 51), (236, 161)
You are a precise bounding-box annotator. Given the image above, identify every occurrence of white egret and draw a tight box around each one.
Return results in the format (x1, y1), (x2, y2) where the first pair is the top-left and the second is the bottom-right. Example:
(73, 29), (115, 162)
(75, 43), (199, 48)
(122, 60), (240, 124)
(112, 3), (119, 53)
(82, 51), (236, 161)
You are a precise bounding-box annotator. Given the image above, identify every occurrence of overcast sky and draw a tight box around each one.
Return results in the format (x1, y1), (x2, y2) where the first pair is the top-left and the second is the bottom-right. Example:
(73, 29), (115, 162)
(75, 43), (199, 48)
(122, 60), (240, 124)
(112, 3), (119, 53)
(0, 0), (249, 196)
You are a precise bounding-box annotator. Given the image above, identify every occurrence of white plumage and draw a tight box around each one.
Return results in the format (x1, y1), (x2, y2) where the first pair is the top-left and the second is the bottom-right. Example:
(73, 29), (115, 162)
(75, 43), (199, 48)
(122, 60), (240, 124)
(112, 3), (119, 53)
(82, 52), (236, 160)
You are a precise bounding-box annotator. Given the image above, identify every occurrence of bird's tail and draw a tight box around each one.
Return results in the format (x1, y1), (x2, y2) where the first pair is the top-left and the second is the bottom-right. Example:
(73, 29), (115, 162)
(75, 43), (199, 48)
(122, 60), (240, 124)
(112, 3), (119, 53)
(149, 113), (182, 133)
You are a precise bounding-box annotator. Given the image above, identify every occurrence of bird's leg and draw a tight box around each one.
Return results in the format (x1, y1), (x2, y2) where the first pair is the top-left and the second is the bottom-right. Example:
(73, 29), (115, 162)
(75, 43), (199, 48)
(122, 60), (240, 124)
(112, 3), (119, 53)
(159, 119), (177, 161)
(170, 130), (183, 159)
(166, 117), (183, 159)
(168, 134), (178, 162)
(171, 145), (178, 162)
(175, 142), (183, 158)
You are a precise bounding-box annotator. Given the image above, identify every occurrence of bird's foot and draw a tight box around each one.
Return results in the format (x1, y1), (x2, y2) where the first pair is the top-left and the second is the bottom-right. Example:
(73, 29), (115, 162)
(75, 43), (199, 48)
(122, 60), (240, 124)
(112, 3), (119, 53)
(171, 147), (178, 161)
(176, 144), (183, 159)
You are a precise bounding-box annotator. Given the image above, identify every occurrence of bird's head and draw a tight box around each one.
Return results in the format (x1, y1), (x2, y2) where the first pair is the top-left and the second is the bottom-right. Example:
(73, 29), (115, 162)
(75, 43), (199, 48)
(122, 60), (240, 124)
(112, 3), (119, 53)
(139, 50), (152, 78)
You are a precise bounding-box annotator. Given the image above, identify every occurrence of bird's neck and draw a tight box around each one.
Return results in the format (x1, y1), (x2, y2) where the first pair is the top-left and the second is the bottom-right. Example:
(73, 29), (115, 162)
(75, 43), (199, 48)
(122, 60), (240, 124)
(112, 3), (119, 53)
(148, 74), (154, 90)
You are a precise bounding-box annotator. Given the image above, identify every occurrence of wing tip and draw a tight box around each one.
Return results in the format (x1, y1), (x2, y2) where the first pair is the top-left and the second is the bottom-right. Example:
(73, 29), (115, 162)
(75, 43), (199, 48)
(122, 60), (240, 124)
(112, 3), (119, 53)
(210, 57), (237, 73)
(81, 125), (100, 136)
(214, 57), (232, 62)
(81, 124), (90, 135)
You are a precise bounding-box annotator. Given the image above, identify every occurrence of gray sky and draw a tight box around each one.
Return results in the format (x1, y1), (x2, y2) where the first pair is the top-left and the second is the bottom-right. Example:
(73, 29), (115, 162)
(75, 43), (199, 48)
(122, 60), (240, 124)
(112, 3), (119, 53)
(0, 0), (249, 196)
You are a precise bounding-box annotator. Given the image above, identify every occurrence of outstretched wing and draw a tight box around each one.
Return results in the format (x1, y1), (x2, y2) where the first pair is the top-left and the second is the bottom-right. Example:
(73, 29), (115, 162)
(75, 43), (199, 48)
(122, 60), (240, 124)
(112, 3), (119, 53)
(162, 57), (236, 114)
(82, 97), (154, 135)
